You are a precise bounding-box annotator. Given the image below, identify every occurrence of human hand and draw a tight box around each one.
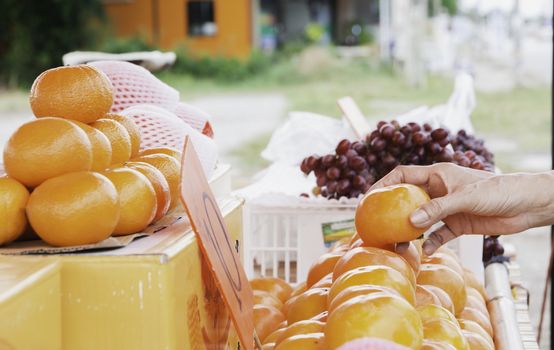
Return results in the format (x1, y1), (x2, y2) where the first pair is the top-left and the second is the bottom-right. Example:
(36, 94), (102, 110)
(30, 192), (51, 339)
(369, 163), (554, 255)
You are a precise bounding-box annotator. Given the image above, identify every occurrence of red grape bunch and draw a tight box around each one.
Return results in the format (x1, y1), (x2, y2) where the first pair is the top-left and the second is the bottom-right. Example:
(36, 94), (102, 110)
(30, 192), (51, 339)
(300, 120), (495, 199)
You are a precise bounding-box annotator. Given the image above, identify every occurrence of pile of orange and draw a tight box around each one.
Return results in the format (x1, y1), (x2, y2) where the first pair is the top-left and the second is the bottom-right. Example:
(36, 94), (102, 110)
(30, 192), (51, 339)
(0, 65), (183, 247)
(251, 185), (494, 350)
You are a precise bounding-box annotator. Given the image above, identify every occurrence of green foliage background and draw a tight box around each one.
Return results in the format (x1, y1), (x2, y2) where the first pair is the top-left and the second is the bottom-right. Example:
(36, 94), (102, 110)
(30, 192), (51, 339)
(0, 0), (105, 88)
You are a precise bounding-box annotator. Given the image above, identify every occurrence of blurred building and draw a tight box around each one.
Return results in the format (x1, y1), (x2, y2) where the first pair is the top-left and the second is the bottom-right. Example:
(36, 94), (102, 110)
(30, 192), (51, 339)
(102, 0), (380, 58)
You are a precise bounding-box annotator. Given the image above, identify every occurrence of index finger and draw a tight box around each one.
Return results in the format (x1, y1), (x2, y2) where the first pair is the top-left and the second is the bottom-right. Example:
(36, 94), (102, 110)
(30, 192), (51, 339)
(369, 165), (437, 192)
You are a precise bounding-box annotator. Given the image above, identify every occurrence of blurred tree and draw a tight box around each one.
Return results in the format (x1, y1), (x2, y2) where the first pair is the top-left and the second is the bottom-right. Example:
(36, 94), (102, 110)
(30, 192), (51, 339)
(428, 0), (457, 16)
(0, 0), (105, 88)
(441, 0), (457, 16)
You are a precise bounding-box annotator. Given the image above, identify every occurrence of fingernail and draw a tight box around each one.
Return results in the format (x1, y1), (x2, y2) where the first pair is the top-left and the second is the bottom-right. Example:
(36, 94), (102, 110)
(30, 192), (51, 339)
(410, 209), (429, 226)
(422, 240), (436, 255)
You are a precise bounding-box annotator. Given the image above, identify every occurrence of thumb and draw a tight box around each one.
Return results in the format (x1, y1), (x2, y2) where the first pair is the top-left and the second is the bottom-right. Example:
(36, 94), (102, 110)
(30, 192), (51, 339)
(410, 191), (469, 228)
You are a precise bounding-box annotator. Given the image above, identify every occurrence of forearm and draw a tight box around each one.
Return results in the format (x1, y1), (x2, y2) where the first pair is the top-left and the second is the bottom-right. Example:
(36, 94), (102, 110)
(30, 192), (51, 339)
(471, 171), (554, 228)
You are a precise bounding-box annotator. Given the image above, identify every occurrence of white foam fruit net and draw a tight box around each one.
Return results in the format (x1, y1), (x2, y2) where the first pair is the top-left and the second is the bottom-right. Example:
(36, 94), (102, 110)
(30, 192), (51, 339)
(120, 104), (218, 179)
(173, 102), (214, 137)
(89, 60), (180, 113)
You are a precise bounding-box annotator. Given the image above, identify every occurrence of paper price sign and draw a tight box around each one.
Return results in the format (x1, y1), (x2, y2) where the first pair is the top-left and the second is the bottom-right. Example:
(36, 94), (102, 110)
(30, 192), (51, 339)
(179, 137), (254, 350)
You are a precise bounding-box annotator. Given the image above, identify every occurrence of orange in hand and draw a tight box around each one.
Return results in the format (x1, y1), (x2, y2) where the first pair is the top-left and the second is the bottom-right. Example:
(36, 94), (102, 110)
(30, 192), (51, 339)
(29, 65), (113, 124)
(355, 184), (429, 248)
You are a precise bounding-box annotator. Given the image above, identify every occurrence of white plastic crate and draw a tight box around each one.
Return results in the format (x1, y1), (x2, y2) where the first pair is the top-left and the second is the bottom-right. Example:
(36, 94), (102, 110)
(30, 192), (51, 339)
(243, 195), (484, 284)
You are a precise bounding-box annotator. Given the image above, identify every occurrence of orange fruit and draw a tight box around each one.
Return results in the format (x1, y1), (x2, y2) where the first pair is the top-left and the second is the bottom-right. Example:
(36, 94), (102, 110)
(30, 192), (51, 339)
(0, 177), (29, 245)
(325, 293), (423, 349)
(462, 330), (493, 350)
(3, 117), (92, 187)
(102, 168), (157, 235)
(463, 269), (487, 300)
(422, 253), (464, 278)
(264, 328), (286, 345)
(29, 65), (113, 124)
(329, 265), (416, 306)
(465, 295), (487, 316)
(104, 114), (141, 157)
(333, 246), (416, 287)
(310, 311), (328, 322)
(355, 184), (430, 248)
(131, 154), (181, 209)
(139, 147), (182, 161)
(311, 273), (333, 289)
(307, 251), (344, 288)
(254, 304), (286, 343)
(73, 121), (112, 171)
(422, 319), (468, 350)
(92, 119), (132, 164)
(458, 320), (494, 348)
(26, 171), (118, 246)
(417, 264), (467, 315)
(466, 288), (486, 306)
(254, 290), (284, 310)
(275, 320), (324, 346)
(274, 333), (325, 350)
(424, 285), (456, 315)
(394, 242), (422, 276)
(124, 161), (170, 223)
(290, 281), (307, 299)
(285, 287), (328, 324)
(458, 308), (492, 336)
(328, 284), (401, 313)
(416, 285), (442, 308)
(250, 277), (293, 303)
(417, 304), (459, 326)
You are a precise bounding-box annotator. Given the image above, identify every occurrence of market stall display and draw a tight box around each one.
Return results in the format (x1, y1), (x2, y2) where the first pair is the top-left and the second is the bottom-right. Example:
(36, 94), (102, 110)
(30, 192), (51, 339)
(250, 185), (494, 349)
(0, 62), (217, 250)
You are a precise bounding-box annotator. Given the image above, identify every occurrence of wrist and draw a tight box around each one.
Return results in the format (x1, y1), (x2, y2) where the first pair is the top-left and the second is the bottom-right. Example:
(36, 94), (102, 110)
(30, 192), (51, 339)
(518, 172), (554, 227)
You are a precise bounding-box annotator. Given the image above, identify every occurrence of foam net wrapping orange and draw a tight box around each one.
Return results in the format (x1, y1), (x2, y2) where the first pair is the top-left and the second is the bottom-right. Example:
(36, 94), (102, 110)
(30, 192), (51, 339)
(121, 104), (218, 179)
(174, 102), (212, 135)
(89, 60), (180, 113)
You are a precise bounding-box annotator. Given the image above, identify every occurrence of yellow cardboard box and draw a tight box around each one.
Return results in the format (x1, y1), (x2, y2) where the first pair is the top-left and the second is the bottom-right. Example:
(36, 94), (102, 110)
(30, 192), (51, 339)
(59, 197), (243, 350)
(0, 257), (61, 350)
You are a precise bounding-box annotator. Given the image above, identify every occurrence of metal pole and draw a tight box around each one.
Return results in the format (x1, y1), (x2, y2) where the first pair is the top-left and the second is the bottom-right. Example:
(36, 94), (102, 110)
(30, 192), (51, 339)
(550, 11), (554, 345)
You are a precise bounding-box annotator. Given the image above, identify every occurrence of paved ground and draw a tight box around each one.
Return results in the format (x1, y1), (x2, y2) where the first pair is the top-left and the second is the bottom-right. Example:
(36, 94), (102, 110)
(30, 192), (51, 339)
(190, 93), (287, 153)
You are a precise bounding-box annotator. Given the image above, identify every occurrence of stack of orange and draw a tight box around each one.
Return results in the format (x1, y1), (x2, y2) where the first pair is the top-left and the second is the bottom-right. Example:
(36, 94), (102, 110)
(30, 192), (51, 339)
(0, 65), (183, 247)
(251, 184), (494, 350)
